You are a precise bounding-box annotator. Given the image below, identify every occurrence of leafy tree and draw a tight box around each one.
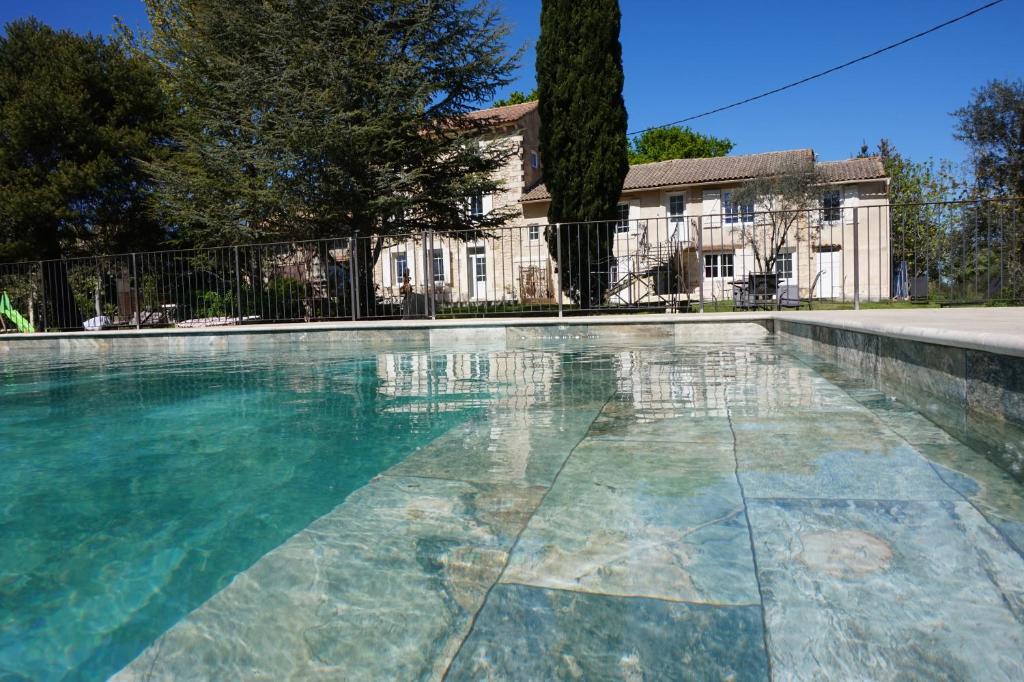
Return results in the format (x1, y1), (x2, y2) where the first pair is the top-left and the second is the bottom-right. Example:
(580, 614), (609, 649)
(0, 19), (168, 261)
(858, 139), (965, 282)
(0, 19), (169, 328)
(537, 0), (628, 308)
(732, 159), (823, 279)
(136, 0), (518, 313)
(627, 126), (733, 164)
(952, 80), (1024, 299)
(954, 79), (1024, 199)
(493, 88), (538, 107)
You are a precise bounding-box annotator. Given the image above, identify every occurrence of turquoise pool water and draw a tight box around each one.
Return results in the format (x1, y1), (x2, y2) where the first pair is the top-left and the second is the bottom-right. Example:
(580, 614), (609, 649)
(0, 344), (488, 680)
(4, 328), (1024, 680)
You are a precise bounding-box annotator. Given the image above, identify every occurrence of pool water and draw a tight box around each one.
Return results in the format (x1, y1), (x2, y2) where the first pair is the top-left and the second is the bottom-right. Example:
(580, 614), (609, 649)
(3, 327), (1024, 680)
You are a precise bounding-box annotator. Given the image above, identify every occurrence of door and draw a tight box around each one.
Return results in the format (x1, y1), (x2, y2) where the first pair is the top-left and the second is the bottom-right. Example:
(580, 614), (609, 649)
(467, 246), (487, 300)
(815, 250), (843, 299)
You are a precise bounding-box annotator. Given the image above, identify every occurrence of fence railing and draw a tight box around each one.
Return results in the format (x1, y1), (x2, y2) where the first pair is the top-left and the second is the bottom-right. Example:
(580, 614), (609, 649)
(0, 198), (1020, 332)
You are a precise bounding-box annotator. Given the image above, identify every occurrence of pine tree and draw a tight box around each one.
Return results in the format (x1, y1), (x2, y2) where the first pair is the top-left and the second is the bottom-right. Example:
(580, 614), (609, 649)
(537, 0), (629, 308)
(137, 0), (518, 312)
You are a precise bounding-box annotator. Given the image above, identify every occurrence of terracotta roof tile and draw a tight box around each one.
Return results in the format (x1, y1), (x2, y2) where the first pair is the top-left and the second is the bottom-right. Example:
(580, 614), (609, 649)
(522, 149), (887, 202)
(815, 156), (887, 182)
(462, 100), (539, 126)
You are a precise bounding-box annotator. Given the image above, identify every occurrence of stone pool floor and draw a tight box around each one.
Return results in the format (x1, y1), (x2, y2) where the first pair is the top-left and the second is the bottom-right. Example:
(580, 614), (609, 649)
(115, 331), (1024, 681)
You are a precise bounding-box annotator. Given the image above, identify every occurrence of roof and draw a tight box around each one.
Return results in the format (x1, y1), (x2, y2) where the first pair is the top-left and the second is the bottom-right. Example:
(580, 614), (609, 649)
(816, 156), (886, 183)
(521, 149), (888, 202)
(462, 100), (539, 126)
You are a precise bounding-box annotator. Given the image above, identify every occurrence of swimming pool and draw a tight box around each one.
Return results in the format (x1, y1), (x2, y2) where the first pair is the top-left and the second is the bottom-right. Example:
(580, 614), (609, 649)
(2, 324), (1023, 680)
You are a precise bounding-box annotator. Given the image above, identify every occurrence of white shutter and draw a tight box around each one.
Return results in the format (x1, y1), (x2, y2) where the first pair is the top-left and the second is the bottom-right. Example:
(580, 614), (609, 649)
(383, 250), (393, 287)
(483, 194), (494, 214)
(843, 185), (859, 224)
(702, 189), (721, 228)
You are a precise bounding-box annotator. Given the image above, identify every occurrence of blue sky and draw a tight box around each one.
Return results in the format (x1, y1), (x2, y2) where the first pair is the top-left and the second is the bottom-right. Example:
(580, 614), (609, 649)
(3, 0), (1021, 164)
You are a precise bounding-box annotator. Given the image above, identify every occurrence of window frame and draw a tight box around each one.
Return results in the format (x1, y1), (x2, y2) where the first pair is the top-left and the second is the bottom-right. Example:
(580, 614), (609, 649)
(821, 189), (842, 223)
(722, 190), (754, 225)
(668, 194), (686, 223)
(468, 194), (485, 218)
(704, 253), (735, 278)
(774, 251), (794, 280)
(431, 248), (446, 283)
(528, 224), (540, 241)
(393, 252), (408, 283)
(614, 203), (631, 233)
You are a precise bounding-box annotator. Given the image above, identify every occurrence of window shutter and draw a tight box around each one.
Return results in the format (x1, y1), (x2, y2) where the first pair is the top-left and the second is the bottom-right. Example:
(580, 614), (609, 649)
(843, 185), (859, 224)
(483, 194), (494, 214)
(383, 252), (393, 287)
(702, 190), (721, 227)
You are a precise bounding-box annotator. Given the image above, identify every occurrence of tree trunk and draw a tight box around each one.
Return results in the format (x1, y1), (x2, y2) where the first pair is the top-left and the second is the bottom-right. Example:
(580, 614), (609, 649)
(41, 260), (82, 330)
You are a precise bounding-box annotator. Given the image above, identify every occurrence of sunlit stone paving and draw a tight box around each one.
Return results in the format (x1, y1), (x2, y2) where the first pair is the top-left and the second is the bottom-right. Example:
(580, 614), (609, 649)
(2, 324), (1022, 680)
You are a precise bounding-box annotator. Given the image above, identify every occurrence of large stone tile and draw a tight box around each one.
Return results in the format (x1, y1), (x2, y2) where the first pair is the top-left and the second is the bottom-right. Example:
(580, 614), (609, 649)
(920, 441), (1024, 557)
(878, 336), (966, 404)
(502, 440), (760, 605)
(967, 349), (1024, 425)
(114, 476), (544, 681)
(587, 407), (735, 443)
(738, 442), (960, 502)
(387, 408), (598, 487)
(748, 498), (1024, 680)
(445, 583), (769, 681)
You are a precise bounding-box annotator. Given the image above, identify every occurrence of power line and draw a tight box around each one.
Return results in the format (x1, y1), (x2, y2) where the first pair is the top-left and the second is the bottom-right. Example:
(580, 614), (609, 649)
(628, 0), (1006, 136)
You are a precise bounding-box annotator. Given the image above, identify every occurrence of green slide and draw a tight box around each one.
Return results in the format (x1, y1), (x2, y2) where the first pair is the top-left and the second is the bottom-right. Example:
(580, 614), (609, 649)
(0, 291), (34, 333)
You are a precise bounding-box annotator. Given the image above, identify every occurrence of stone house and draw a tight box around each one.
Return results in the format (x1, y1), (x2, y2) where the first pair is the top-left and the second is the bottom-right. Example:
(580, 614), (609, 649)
(375, 101), (891, 308)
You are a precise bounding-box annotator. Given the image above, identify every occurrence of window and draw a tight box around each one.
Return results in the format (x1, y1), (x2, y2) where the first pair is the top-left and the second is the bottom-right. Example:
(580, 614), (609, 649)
(469, 195), (485, 217)
(468, 245), (486, 282)
(704, 253), (735, 278)
(668, 195), (686, 221)
(432, 249), (445, 283)
(615, 203), (630, 233)
(822, 189), (841, 222)
(774, 251), (794, 280)
(723, 191), (754, 225)
(529, 225), (540, 241)
(393, 253), (408, 283)
(530, 151), (540, 169)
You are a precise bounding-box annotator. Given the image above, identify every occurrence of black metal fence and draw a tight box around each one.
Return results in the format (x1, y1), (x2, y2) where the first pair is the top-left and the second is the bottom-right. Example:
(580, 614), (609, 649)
(0, 198), (1020, 332)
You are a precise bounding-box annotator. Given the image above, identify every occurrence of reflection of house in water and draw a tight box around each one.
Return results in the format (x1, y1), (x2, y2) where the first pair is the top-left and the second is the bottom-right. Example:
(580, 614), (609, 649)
(375, 350), (561, 413)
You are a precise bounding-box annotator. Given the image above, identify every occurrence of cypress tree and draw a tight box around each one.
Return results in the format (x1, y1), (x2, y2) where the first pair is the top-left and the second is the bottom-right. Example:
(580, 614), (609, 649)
(537, 0), (629, 308)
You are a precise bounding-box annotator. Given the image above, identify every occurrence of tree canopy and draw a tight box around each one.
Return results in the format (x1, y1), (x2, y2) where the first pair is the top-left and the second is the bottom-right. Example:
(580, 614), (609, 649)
(136, 0), (519, 248)
(627, 126), (734, 164)
(0, 19), (168, 262)
(954, 79), (1024, 199)
(537, 0), (628, 307)
(493, 88), (538, 108)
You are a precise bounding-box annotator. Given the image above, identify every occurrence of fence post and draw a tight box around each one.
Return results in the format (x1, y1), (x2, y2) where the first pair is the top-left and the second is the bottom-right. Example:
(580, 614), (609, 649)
(350, 231), (359, 321)
(852, 206), (861, 311)
(131, 253), (141, 330)
(427, 231), (437, 320)
(233, 246), (243, 324)
(697, 217), (705, 313)
(555, 223), (564, 318)
(37, 261), (47, 332)
(420, 229), (432, 320)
